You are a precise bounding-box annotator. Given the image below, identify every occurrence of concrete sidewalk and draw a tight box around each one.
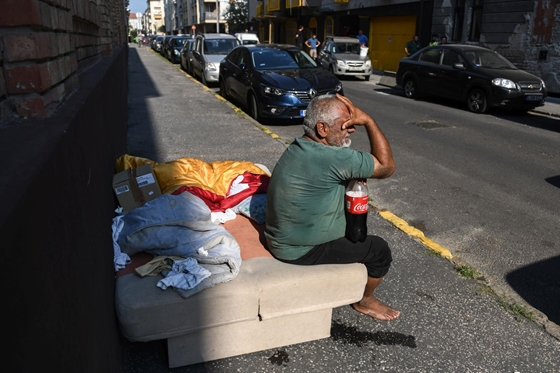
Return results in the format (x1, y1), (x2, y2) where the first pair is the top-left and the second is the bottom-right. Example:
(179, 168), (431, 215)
(122, 45), (560, 372)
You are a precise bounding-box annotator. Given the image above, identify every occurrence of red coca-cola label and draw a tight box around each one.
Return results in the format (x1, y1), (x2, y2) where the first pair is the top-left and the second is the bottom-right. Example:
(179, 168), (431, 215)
(345, 194), (368, 214)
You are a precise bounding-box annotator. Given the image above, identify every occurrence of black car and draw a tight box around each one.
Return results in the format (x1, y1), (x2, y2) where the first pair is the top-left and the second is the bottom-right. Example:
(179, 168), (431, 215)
(219, 44), (343, 122)
(152, 35), (164, 52)
(166, 36), (190, 64)
(180, 38), (196, 74)
(160, 35), (173, 57)
(396, 45), (547, 113)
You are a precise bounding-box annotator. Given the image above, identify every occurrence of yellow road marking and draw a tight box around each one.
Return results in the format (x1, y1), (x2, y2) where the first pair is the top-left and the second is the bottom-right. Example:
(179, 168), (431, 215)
(378, 210), (453, 259)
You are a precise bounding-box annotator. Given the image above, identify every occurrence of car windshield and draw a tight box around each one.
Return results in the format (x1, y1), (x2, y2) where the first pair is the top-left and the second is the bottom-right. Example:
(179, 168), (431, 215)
(174, 38), (189, 46)
(464, 50), (517, 69)
(251, 49), (317, 70)
(204, 39), (239, 54)
(332, 42), (361, 54)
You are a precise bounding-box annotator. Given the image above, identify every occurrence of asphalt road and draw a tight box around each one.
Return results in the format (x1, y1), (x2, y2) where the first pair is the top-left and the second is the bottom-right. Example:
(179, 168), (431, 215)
(124, 45), (560, 372)
(256, 77), (560, 330)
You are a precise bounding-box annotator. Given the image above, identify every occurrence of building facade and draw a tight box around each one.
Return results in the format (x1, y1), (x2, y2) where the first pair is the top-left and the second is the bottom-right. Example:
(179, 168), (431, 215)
(145, 0), (166, 34)
(251, 0), (559, 93)
(129, 12), (143, 32)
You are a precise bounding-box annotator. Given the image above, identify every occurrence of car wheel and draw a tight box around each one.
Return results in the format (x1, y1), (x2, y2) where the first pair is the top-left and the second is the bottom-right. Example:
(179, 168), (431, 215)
(248, 93), (261, 122)
(404, 78), (417, 99)
(467, 89), (489, 114)
(219, 79), (227, 99)
(364, 75), (370, 81)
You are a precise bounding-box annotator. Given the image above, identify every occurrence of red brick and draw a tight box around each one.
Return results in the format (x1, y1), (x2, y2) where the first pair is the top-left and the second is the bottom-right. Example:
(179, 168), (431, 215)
(0, 0), (41, 27)
(0, 68), (6, 97)
(4, 63), (51, 94)
(2, 33), (52, 62)
(14, 94), (47, 117)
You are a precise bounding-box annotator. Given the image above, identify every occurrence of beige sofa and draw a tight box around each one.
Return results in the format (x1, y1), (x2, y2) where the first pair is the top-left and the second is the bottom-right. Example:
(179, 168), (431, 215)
(115, 216), (367, 368)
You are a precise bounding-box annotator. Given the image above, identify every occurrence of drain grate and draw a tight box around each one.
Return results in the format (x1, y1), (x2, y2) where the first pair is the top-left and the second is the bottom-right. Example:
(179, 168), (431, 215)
(409, 120), (450, 130)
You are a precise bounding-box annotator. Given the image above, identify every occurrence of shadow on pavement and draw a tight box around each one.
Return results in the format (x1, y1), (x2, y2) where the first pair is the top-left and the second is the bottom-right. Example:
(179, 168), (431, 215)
(506, 255), (560, 325)
(126, 47), (161, 160)
(545, 175), (560, 189)
(376, 86), (560, 133)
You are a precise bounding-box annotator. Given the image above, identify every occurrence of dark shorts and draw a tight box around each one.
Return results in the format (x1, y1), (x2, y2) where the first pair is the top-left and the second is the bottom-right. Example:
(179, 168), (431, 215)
(278, 235), (392, 278)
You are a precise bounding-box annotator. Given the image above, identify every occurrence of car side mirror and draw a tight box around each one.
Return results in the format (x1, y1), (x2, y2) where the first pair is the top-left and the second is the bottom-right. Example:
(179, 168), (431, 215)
(239, 62), (246, 70)
(453, 62), (466, 70)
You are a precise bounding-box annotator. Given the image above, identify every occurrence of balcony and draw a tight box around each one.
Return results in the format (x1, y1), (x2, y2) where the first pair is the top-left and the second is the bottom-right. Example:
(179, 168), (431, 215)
(204, 12), (217, 21)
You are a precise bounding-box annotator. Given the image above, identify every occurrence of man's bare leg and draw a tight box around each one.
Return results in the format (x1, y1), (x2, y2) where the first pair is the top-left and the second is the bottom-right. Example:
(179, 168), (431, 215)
(352, 276), (400, 320)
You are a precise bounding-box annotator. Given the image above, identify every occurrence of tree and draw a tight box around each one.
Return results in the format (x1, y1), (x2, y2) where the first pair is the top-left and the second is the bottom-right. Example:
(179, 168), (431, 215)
(158, 25), (166, 33)
(224, 0), (248, 34)
(130, 29), (138, 38)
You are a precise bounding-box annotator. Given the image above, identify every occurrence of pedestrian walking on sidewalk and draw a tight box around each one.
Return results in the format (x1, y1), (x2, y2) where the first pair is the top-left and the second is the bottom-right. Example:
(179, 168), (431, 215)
(404, 35), (421, 56)
(357, 30), (368, 47)
(305, 34), (321, 60)
(265, 94), (400, 321)
(295, 25), (305, 49)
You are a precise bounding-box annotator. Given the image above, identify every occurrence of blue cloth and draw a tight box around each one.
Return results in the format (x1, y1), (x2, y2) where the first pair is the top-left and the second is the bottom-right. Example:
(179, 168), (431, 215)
(307, 38), (319, 49)
(357, 34), (368, 45)
(116, 192), (242, 298)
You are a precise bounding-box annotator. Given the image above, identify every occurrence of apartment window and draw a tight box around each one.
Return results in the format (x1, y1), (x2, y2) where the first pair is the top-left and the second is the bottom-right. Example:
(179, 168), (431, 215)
(452, 0), (465, 41)
(469, 0), (484, 41)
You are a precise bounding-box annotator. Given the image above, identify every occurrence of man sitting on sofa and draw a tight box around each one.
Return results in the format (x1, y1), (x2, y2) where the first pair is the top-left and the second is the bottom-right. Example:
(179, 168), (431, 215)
(265, 94), (400, 321)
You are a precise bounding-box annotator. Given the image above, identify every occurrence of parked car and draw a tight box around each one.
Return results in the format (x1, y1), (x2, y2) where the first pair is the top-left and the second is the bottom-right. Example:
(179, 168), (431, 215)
(219, 44), (343, 123)
(191, 33), (240, 86)
(141, 36), (150, 45)
(160, 35), (173, 56)
(235, 32), (260, 45)
(165, 36), (190, 63)
(318, 36), (372, 81)
(396, 44), (547, 113)
(180, 38), (196, 74)
(152, 35), (164, 52)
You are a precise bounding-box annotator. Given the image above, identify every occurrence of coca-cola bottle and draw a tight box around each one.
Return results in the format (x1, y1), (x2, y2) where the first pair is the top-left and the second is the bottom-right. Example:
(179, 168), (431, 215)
(345, 179), (369, 243)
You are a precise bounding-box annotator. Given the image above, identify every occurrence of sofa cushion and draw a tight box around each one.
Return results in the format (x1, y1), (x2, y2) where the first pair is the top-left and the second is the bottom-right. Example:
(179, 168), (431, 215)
(115, 266), (259, 342)
(241, 257), (367, 321)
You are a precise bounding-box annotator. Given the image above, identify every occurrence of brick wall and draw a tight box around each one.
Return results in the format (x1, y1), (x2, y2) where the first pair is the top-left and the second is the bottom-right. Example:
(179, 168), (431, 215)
(0, 0), (129, 371)
(0, 0), (127, 124)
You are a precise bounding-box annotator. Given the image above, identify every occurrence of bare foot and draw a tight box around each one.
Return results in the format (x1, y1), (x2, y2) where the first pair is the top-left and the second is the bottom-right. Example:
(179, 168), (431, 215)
(352, 297), (400, 321)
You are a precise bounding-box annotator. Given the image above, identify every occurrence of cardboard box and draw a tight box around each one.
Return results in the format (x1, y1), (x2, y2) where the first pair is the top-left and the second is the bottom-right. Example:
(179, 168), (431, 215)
(113, 164), (162, 212)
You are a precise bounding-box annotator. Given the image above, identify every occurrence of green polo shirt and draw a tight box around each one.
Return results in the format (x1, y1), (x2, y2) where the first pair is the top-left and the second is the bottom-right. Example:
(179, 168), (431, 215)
(265, 138), (374, 260)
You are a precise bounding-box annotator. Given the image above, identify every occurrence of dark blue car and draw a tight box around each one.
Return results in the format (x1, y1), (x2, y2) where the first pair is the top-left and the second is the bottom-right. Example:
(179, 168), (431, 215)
(166, 36), (190, 64)
(219, 44), (343, 123)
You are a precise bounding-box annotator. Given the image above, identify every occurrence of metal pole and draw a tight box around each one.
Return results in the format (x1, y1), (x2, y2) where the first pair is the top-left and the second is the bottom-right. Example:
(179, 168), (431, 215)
(216, 0), (219, 33)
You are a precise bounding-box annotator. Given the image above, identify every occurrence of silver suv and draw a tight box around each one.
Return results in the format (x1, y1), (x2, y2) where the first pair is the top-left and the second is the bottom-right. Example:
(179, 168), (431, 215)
(192, 33), (240, 86)
(318, 36), (372, 81)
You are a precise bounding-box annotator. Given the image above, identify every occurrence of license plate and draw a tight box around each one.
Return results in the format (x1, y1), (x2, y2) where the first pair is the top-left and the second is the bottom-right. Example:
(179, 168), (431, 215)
(525, 95), (542, 101)
(348, 67), (362, 71)
(300, 110), (306, 116)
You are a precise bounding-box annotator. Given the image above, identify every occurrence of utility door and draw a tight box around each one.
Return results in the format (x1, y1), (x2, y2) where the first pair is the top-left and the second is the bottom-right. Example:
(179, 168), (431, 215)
(369, 16), (416, 72)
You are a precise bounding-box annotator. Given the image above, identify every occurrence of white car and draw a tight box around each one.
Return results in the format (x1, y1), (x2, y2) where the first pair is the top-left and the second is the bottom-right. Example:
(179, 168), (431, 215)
(235, 33), (260, 45)
(318, 36), (372, 81)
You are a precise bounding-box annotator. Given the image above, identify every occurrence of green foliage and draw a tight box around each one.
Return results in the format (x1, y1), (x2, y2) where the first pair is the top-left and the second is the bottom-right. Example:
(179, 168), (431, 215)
(130, 29), (138, 38)
(224, 0), (248, 34)
(496, 299), (536, 322)
(455, 265), (479, 279)
(158, 25), (166, 33)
